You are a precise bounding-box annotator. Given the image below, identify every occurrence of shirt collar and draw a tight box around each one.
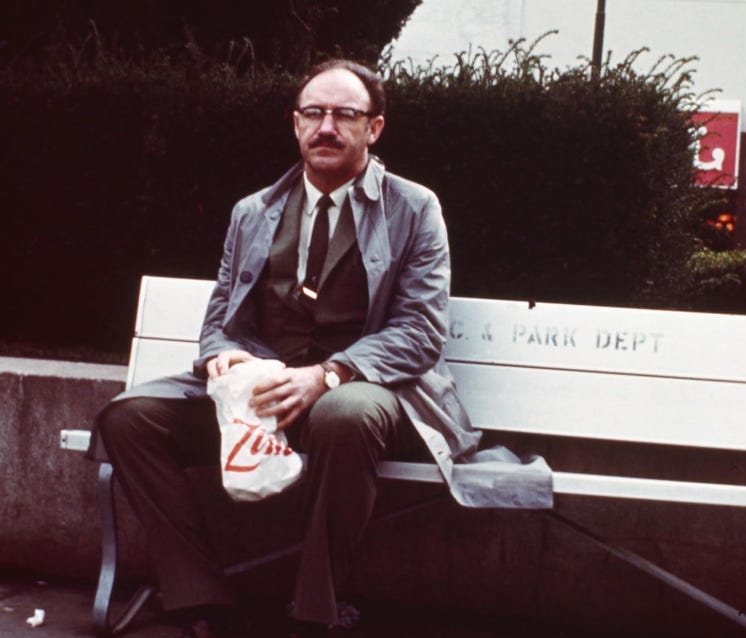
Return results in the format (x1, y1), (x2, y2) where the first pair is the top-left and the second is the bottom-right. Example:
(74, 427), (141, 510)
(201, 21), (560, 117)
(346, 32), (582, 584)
(302, 173), (355, 214)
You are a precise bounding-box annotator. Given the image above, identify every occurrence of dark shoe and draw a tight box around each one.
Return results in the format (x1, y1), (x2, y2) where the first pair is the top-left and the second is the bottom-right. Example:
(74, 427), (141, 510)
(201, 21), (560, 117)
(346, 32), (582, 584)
(331, 601), (360, 631)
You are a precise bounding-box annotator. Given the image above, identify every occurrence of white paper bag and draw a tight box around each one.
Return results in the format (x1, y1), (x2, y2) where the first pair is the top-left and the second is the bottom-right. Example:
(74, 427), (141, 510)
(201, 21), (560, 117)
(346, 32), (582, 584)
(207, 359), (303, 501)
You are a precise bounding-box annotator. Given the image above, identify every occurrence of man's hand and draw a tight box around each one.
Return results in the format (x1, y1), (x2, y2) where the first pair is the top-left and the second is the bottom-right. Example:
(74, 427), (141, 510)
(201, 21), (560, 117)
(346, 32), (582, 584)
(206, 349), (257, 379)
(250, 365), (326, 431)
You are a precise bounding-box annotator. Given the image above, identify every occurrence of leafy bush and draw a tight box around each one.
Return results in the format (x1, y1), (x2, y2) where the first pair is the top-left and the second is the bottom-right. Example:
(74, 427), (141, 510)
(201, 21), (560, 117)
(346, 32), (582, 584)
(0, 33), (720, 360)
(684, 249), (746, 313)
(378, 44), (716, 307)
(0, 0), (422, 70)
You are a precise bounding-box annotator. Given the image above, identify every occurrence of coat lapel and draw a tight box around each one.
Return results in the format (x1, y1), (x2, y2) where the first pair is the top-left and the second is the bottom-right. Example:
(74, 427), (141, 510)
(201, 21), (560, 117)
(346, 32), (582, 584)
(268, 178), (305, 282)
(224, 177), (301, 328)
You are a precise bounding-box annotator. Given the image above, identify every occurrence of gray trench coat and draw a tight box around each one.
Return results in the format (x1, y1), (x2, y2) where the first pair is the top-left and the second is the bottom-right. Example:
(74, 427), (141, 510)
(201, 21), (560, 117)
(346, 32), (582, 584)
(95, 158), (552, 509)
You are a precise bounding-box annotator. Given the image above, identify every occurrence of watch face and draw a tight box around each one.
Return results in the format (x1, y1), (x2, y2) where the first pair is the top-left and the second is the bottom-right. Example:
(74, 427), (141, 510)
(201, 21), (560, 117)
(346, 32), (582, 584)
(325, 370), (341, 389)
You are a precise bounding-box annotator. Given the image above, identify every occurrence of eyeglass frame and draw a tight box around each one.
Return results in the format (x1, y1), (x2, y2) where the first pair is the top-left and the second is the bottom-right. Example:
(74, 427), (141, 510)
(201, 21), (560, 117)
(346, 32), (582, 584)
(295, 105), (376, 125)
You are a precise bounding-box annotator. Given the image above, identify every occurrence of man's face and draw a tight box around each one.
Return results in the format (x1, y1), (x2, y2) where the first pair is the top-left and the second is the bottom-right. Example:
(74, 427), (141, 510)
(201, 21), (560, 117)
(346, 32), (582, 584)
(293, 68), (384, 190)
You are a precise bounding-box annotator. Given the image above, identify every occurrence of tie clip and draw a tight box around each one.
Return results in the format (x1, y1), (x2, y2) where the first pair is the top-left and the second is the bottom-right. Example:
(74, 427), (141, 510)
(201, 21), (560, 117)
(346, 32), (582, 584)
(301, 286), (318, 300)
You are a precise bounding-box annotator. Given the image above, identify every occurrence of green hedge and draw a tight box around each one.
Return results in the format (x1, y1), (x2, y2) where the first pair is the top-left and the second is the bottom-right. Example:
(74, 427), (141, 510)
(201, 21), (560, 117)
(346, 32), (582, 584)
(0, 37), (719, 360)
(379, 47), (720, 308)
(0, 1), (422, 71)
(684, 249), (746, 312)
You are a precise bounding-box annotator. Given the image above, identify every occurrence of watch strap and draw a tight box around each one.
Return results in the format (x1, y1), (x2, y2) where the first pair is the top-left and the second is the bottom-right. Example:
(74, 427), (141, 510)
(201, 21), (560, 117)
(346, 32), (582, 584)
(320, 360), (355, 384)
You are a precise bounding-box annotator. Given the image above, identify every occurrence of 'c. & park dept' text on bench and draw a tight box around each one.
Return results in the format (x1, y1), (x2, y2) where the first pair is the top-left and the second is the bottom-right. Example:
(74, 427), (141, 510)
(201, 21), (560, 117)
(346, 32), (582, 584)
(448, 321), (664, 353)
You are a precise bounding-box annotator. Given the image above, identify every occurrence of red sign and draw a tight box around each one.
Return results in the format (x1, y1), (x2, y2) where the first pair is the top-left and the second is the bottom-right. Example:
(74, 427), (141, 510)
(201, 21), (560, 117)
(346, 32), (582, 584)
(692, 100), (741, 189)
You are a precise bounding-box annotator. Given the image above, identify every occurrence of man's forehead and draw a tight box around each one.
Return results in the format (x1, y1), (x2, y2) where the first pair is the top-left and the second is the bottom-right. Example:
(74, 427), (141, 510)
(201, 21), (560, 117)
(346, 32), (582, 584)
(299, 68), (370, 106)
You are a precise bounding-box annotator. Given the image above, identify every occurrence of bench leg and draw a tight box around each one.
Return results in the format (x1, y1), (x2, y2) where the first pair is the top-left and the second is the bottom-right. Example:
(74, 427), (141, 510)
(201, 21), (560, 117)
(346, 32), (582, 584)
(93, 462), (156, 636)
(546, 510), (746, 630)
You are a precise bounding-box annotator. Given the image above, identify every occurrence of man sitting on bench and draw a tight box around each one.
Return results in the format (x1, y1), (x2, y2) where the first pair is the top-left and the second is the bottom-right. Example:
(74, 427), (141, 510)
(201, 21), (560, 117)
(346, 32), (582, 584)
(91, 59), (482, 638)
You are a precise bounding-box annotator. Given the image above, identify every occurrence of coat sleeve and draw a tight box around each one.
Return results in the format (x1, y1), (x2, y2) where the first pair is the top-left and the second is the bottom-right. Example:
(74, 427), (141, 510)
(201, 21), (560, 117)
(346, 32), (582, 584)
(332, 188), (451, 384)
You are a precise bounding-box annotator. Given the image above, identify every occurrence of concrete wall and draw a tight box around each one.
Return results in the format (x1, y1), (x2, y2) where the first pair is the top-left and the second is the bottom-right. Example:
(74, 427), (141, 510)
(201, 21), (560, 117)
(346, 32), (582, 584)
(2, 356), (746, 636)
(0, 357), (150, 584)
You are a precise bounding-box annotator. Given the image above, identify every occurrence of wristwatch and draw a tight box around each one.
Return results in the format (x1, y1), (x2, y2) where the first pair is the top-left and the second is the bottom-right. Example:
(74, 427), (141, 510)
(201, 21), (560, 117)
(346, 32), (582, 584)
(320, 361), (341, 390)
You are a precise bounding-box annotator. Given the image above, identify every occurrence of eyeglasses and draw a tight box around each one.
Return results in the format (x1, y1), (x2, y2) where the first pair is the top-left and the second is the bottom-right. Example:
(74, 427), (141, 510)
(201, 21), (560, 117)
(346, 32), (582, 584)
(296, 106), (373, 125)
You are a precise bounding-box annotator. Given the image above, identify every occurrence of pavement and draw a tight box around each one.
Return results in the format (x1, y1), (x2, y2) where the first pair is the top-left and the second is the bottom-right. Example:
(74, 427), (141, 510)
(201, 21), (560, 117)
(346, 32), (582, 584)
(0, 568), (587, 638)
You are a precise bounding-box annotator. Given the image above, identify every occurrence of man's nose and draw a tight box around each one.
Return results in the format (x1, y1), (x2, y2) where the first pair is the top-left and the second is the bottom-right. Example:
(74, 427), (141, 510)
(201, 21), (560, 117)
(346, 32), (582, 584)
(318, 111), (338, 133)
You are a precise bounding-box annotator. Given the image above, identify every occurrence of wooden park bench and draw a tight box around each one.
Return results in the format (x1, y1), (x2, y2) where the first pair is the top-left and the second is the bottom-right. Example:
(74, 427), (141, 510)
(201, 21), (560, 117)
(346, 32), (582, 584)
(60, 275), (746, 634)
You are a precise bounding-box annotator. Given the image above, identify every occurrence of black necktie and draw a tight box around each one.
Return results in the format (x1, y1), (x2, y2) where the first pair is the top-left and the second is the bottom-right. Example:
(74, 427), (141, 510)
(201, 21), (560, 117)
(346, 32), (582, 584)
(303, 194), (333, 299)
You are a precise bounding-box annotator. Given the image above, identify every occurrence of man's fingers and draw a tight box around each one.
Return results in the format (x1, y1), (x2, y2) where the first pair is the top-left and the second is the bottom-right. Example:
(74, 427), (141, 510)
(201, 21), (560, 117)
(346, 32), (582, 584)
(252, 382), (304, 430)
(207, 357), (222, 379)
(252, 380), (293, 415)
(207, 349), (258, 378)
(253, 365), (326, 428)
(252, 370), (290, 399)
(217, 351), (233, 376)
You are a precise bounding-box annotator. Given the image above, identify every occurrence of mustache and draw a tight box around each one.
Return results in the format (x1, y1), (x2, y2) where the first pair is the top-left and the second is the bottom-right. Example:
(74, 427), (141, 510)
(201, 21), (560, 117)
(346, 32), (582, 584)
(309, 134), (344, 149)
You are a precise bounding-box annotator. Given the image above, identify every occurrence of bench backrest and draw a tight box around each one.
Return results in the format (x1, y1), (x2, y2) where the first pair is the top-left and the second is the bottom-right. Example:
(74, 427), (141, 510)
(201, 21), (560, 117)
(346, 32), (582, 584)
(129, 275), (746, 452)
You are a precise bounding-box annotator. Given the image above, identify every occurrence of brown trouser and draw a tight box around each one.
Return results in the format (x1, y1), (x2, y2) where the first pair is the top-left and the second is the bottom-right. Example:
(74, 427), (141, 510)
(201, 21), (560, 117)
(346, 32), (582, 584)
(97, 381), (426, 625)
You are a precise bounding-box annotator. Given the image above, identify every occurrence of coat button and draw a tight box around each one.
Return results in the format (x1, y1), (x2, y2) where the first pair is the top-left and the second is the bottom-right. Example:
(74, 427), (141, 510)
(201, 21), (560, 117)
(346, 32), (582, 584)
(240, 271), (253, 283)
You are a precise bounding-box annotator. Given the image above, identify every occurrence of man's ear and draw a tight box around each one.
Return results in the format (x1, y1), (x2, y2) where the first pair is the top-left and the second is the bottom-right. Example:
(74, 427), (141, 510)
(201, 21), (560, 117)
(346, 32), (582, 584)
(367, 115), (385, 146)
(293, 111), (301, 140)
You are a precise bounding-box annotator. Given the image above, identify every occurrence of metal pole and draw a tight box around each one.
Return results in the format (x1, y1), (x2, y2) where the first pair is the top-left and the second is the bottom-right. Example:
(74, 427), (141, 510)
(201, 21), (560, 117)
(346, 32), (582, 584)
(591, 0), (606, 80)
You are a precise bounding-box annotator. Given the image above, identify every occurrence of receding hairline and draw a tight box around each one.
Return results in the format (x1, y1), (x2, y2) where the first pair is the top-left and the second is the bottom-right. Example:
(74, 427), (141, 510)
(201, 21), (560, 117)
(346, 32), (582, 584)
(296, 60), (386, 116)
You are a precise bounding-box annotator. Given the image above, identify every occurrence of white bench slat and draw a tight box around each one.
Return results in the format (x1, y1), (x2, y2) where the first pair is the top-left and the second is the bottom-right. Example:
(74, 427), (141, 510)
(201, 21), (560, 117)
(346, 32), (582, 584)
(376, 460), (444, 483)
(449, 363), (746, 451)
(128, 336), (746, 451)
(379, 462), (746, 507)
(135, 276), (215, 341)
(553, 472), (746, 507)
(126, 339), (201, 390)
(445, 297), (746, 383)
(59, 426), (746, 507)
(136, 276), (746, 384)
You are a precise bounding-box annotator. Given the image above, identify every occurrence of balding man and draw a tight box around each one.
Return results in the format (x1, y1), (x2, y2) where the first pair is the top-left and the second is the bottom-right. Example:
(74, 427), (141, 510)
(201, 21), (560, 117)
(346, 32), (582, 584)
(95, 59), (480, 638)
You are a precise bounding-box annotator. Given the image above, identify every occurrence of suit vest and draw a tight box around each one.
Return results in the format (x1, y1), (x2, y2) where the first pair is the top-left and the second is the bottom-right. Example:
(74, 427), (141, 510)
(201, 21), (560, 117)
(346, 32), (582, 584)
(255, 179), (369, 366)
